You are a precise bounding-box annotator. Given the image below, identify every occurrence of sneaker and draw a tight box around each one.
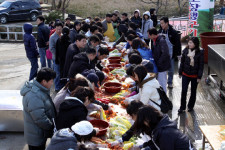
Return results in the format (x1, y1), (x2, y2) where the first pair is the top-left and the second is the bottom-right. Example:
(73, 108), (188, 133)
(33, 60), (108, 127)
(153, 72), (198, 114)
(178, 109), (185, 114)
(168, 84), (173, 88)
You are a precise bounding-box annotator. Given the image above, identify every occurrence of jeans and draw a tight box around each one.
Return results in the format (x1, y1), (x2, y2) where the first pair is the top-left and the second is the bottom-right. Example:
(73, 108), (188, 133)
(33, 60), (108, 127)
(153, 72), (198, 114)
(180, 75), (198, 110)
(167, 58), (174, 85)
(157, 71), (167, 93)
(28, 144), (45, 150)
(39, 47), (52, 68)
(47, 59), (52, 69)
(53, 60), (62, 91)
(28, 57), (38, 81)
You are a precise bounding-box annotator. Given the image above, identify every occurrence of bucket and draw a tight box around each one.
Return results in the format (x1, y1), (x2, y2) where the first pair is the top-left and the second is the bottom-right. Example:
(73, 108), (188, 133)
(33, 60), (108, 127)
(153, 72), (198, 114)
(199, 32), (225, 64)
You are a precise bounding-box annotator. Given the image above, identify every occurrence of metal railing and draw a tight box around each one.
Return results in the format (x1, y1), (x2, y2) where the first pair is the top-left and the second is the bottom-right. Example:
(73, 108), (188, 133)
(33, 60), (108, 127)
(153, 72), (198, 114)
(0, 25), (38, 42)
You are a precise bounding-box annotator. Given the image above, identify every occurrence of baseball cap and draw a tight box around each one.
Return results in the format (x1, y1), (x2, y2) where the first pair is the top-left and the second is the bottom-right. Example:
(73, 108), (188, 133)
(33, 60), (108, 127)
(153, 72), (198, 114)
(87, 73), (99, 88)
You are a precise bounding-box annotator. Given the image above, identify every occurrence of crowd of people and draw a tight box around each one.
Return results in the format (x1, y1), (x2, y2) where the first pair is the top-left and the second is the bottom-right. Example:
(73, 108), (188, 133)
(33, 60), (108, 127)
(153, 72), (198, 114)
(21, 8), (204, 150)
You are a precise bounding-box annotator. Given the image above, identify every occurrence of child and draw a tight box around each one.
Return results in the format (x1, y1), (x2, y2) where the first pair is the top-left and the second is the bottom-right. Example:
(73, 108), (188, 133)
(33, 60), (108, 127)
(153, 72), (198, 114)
(23, 23), (39, 81)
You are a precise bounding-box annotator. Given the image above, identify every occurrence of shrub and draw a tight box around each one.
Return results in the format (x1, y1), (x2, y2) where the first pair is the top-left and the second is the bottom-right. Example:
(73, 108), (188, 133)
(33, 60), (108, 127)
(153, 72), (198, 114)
(44, 11), (63, 24)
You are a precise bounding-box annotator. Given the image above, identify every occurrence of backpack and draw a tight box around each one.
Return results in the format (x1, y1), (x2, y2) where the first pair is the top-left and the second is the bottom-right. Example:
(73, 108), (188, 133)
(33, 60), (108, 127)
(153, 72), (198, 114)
(150, 87), (173, 113)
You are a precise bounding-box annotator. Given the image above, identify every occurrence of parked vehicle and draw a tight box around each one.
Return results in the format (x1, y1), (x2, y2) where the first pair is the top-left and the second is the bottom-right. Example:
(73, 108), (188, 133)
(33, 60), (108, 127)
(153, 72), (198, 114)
(0, 0), (42, 24)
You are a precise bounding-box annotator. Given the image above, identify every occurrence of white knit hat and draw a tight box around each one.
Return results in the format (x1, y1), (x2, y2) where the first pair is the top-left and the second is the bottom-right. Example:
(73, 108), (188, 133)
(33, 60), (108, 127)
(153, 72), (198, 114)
(71, 121), (93, 135)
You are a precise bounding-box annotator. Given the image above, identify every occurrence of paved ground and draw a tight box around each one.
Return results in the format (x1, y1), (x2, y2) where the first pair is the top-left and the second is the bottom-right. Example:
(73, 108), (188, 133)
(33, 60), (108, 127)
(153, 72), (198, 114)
(0, 43), (225, 150)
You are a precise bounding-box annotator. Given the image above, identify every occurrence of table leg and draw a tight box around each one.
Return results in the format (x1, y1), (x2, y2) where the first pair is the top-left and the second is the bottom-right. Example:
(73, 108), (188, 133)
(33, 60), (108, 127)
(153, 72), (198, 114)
(202, 135), (205, 150)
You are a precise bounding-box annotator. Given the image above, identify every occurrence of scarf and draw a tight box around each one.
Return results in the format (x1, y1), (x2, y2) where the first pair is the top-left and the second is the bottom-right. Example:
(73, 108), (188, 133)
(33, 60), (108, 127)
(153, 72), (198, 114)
(187, 49), (195, 67)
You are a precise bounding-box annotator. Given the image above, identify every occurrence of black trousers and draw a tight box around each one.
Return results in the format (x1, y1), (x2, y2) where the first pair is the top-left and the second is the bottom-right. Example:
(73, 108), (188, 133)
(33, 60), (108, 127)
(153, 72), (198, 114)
(28, 144), (45, 150)
(180, 75), (198, 110)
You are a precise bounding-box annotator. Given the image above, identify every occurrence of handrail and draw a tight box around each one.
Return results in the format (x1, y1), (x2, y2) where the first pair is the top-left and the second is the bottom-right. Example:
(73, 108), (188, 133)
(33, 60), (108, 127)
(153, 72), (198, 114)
(0, 25), (38, 41)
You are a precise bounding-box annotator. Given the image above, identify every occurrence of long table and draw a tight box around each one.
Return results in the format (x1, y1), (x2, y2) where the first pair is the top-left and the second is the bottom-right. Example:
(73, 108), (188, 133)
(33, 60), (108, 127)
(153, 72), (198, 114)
(200, 125), (225, 150)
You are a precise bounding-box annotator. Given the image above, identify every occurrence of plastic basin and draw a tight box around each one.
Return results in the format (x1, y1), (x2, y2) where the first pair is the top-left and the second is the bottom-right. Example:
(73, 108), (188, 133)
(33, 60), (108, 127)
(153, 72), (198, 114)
(89, 119), (109, 136)
(200, 32), (225, 63)
(108, 47), (115, 52)
(107, 63), (122, 71)
(108, 57), (122, 64)
(104, 82), (122, 93)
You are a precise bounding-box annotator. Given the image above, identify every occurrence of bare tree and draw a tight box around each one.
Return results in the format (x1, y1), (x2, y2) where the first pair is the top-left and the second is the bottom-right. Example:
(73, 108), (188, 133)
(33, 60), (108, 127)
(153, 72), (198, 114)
(51, 0), (56, 10)
(140, 0), (163, 13)
(164, 0), (168, 16)
(51, 0), (71, 19)
(178, 0), (188, 16)
(61, 0), (70, 19)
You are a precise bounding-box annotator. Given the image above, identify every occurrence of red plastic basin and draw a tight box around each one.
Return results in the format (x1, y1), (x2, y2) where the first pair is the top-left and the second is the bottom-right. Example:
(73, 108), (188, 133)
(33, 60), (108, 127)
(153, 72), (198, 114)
(108, 57), (122, 64)
(107, 64), (122, 71)
(104, 82), (122, 93)
(108, 47), (115, 52)
(89, 119), (109, 136)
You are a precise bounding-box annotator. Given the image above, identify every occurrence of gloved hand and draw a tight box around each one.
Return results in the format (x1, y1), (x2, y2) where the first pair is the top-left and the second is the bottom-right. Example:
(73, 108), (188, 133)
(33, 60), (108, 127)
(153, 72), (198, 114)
(94, 104), (102, 111)
(130, 145), (141, 150)
(123, 98), (130, 105)
(110, 138), (123, 147)
(107, 105), (112, 111)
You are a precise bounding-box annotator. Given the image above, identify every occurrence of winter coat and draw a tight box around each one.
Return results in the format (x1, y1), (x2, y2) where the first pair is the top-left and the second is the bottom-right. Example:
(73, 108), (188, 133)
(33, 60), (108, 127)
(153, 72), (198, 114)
(68, 52), (95, 78)
(179, 48), (204, 79)
(69, 29), (79, 43)
(63, 43), (81, 78)
(65, 23), (74, 29)
(151, 14), (157, 27)
(53, 89), (70, 113)
(158, 24), (181, 59)
(137, 47), (152, 60)
(55, 36), (71, 77)
(49, 32), (60, 61)
(37, 22), (50, 48)
(128, 74), (161, 110)
(20, 80), (56, 146)
(46, 128), (78, 150)
(92, 56), (103, 71)
(131, 9), (142, 28)
(56, 97), (88, 130)
(23, 23), (39, 59)
(120, 18), (130, 27)
(144, 115), (190, 150)
(141, 11), (153, 40)
(102, 19), (108, 33)
(142, 59), (158, 73)
(152, 35), (171, 72)
(131, 16), (142, 28)
(122, 125), (135, 142)
(136, 47), (158, 73)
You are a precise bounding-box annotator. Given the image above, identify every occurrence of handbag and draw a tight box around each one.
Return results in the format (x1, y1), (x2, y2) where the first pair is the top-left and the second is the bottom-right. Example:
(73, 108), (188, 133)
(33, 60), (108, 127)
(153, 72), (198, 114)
(150, 87), (173, 113)
(46, 48), (52, 60)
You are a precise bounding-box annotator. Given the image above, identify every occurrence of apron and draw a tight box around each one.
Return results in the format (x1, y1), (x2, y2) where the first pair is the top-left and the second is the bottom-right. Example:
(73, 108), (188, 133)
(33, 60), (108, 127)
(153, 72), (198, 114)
(103, 23), (116, 42)
(113, 22), (120, 41)
(160, 30), (173, 59)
